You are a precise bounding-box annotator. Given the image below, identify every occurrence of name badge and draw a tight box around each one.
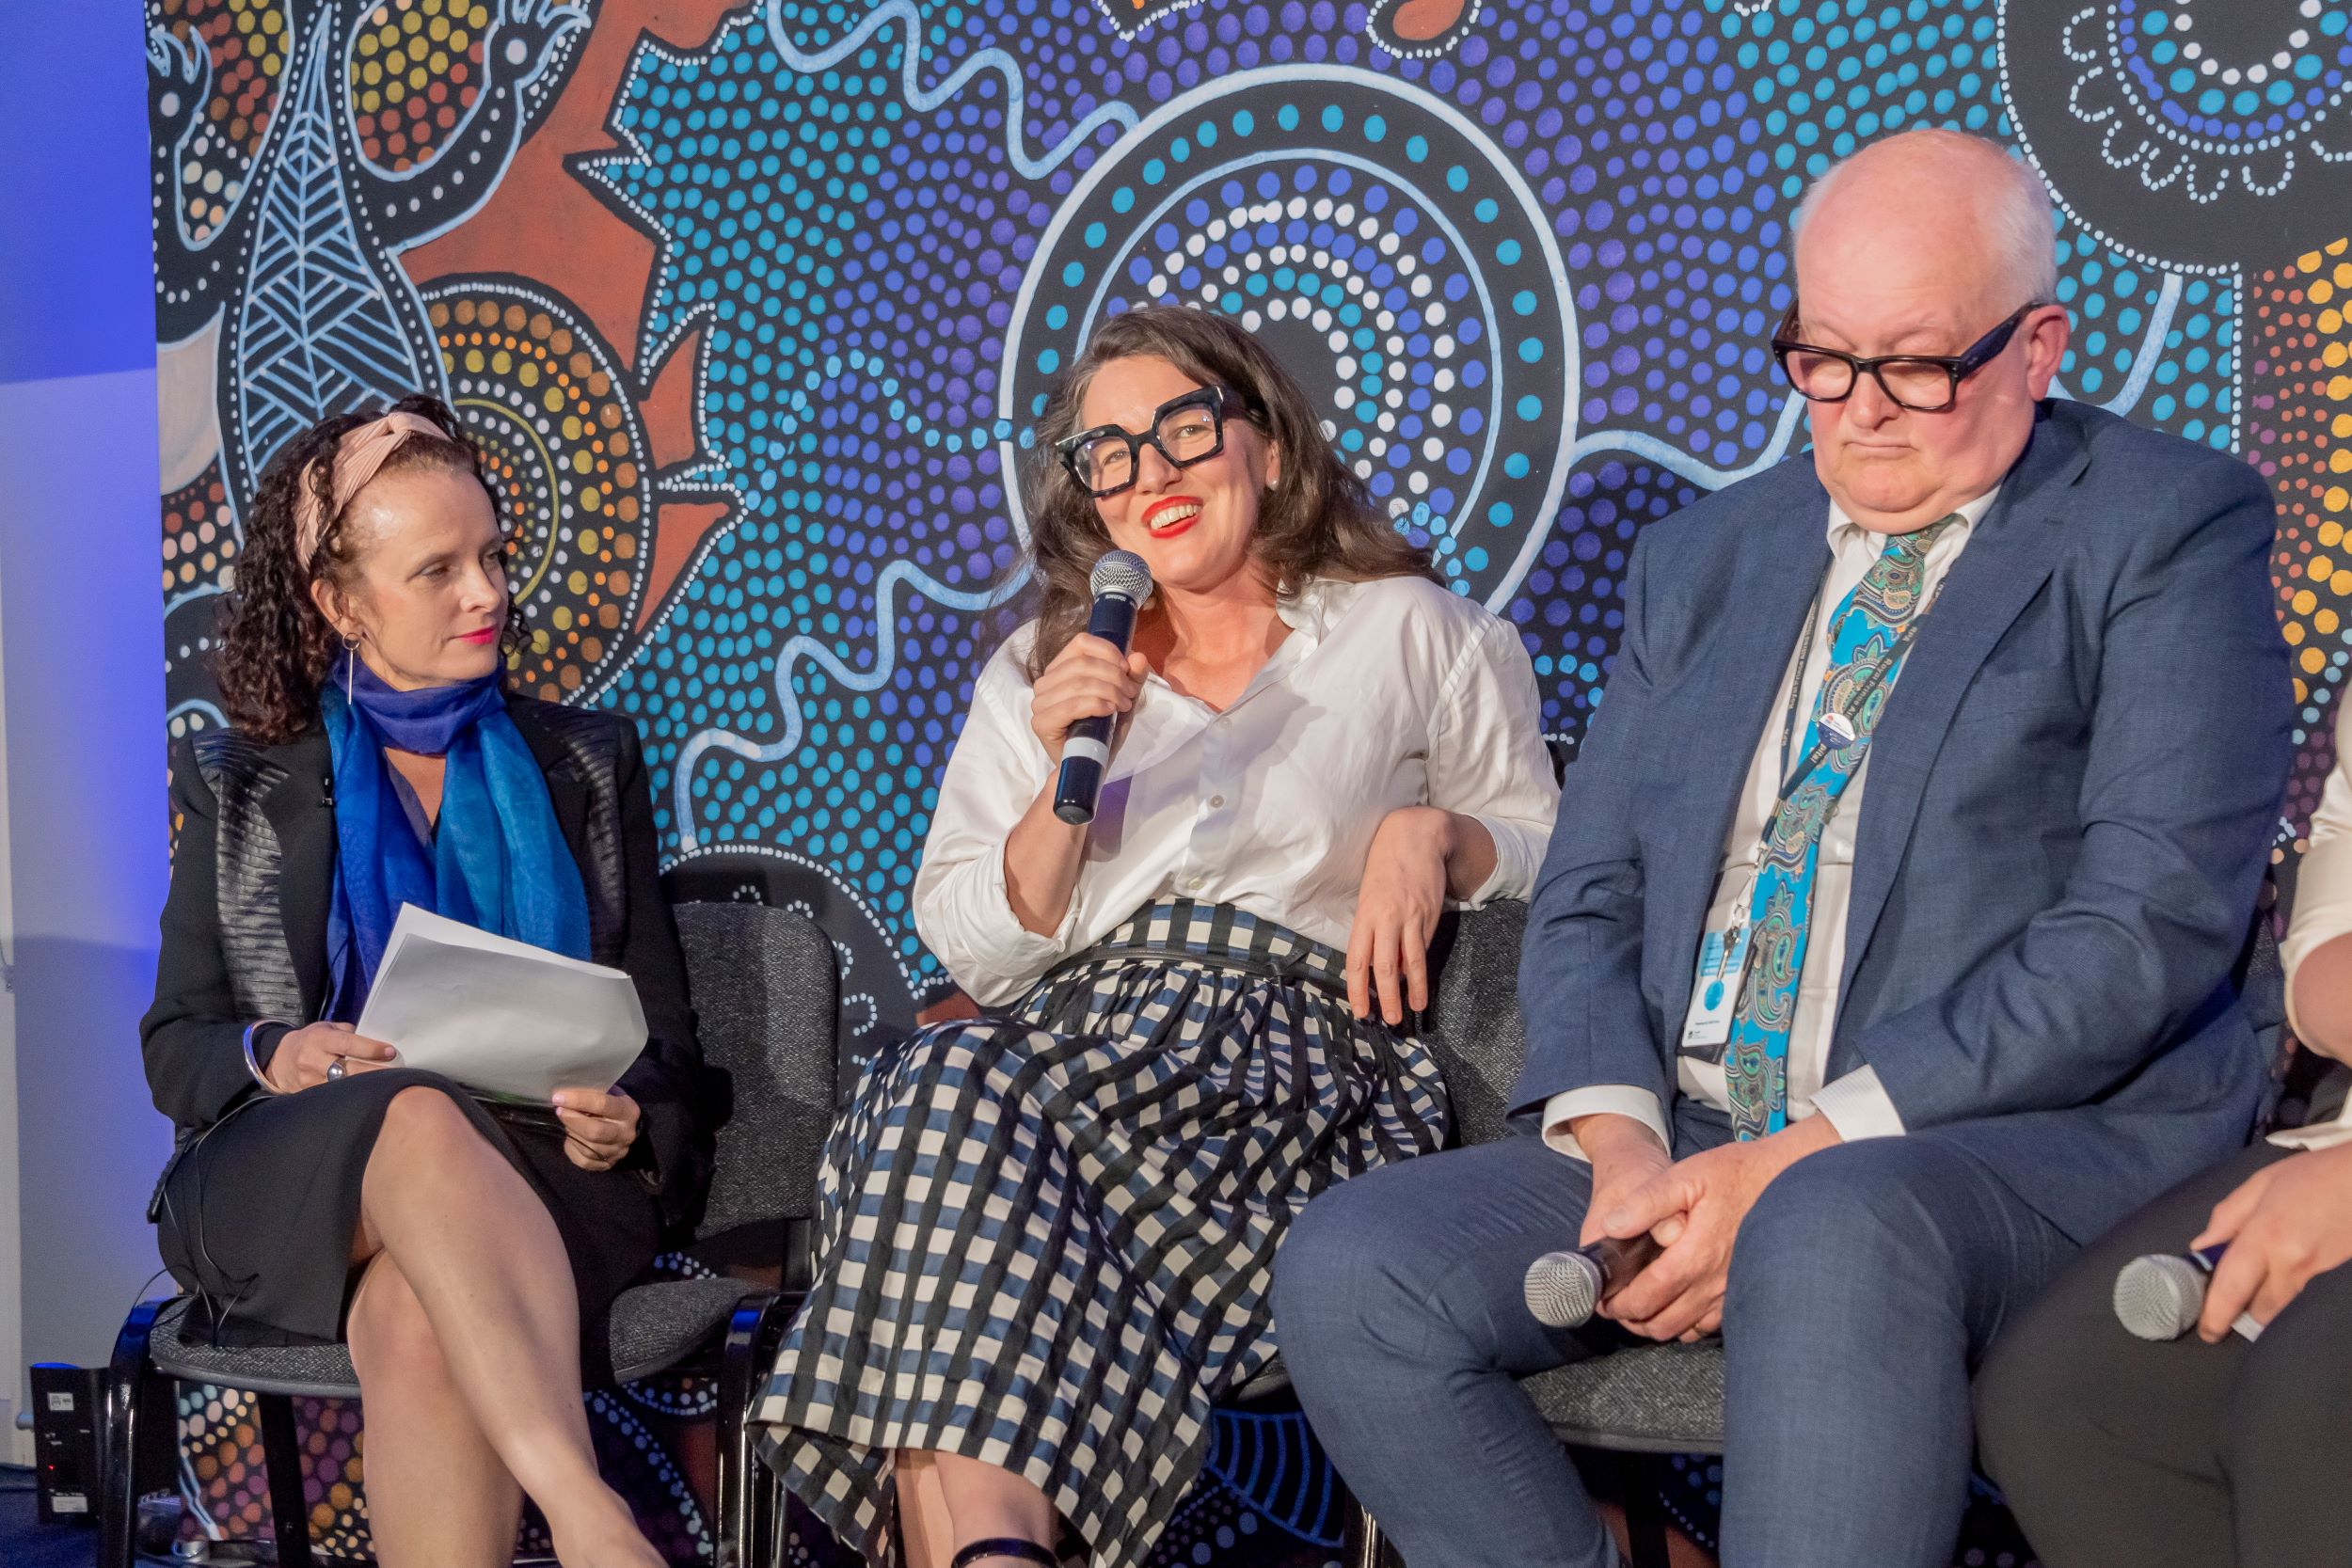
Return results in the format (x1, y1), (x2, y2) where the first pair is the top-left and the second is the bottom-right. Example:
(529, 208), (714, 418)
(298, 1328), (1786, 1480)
(1680, 924), (1753, 1053)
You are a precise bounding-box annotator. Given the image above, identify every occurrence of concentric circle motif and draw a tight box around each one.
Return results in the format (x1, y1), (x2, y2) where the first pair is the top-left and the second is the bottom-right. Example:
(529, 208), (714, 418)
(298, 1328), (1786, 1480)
(425, 280), (655, 703)
(1002, 66), (1577, 610)
(2004, 0), (2352, 267)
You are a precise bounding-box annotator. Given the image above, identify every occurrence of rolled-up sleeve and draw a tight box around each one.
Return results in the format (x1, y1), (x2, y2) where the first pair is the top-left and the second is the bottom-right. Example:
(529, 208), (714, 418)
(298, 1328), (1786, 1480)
(913, 646), (1081, 1006)
(1429, 614), (1559, 904)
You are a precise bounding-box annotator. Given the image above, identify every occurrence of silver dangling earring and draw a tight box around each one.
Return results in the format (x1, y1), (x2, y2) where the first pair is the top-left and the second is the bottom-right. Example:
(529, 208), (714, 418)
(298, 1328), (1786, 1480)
(342, 631), (359, 705)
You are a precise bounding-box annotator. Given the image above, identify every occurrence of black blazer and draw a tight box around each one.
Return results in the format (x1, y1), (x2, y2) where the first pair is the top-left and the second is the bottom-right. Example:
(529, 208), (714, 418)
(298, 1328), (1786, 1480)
(141, 694), (721, 1236)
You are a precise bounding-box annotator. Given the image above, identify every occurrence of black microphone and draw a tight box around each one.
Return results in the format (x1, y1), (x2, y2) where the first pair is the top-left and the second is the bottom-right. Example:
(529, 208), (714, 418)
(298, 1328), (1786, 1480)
(1523, 1233), (1666, 1328)
(1052, 550), (1153, 826)
(2112, 1243), (2263, 1342)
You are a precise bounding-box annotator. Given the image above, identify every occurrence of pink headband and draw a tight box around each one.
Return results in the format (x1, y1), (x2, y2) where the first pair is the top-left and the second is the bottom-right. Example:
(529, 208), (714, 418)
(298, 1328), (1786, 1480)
(294, 411), (449, 568)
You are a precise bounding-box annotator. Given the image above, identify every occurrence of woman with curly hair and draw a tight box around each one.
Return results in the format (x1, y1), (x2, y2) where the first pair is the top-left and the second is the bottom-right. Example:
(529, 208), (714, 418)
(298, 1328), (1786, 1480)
(143, 395), (717, 1568)
(753, 305), (1560, 1568)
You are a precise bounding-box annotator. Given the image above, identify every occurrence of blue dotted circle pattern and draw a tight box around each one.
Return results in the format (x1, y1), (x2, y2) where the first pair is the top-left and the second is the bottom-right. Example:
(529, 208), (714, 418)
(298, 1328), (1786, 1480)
(2114, 0), (2349, 144)
(1003, 69), (1577, 605)
(577, 0), (2266, 990)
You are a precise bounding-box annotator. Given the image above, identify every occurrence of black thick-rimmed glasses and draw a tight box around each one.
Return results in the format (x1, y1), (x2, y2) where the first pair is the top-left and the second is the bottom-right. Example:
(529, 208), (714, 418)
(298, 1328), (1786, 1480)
(1055, 385), (1248, 499)
(1772, 301), (2045, 413)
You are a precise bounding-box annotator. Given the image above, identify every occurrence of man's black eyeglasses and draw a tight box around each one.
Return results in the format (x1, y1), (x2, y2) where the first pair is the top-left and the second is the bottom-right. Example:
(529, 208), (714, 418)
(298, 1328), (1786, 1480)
(1772, 301), (2045, 413)
(1056, 386), (1248, 499)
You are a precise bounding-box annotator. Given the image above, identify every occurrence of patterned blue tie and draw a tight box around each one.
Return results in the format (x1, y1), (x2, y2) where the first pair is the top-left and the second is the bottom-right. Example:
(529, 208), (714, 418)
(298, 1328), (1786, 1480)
(1722, 516), (1958, 1141)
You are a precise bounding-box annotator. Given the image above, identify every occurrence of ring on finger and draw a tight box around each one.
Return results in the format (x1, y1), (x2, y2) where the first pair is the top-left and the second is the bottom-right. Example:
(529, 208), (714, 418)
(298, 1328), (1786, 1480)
(326, 1057), (347, 1082)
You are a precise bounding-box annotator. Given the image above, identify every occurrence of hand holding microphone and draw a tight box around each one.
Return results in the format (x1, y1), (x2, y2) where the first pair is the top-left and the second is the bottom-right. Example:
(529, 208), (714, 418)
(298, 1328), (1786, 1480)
(1034, 550), (1153, 826)
(2113, 1245), (2262, 1342)
(1525, 1233), (1668, 1327)
(2117, 1143), (2352, 1344)
(1524, 1115), (1679, 1329)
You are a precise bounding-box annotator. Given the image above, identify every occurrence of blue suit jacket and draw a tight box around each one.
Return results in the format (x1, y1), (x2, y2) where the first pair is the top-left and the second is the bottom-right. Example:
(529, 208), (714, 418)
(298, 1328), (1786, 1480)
(1515, 400), (2295, 1243)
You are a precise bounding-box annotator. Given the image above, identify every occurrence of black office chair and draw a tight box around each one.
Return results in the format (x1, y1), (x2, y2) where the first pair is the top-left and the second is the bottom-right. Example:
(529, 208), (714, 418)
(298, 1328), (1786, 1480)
(98, 901), (840, 1568)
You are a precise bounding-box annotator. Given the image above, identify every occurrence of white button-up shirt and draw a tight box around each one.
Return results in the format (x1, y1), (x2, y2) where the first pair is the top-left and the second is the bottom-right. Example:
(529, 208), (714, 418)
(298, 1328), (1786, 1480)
(1542, 489), (1998, 1157)
(914, 575), (1560, 1007)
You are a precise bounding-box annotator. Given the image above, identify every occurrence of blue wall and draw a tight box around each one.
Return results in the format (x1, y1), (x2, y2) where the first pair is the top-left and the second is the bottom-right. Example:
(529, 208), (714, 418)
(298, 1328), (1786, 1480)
(0, 0), (171, 1392)
(0, 3), (160, 385)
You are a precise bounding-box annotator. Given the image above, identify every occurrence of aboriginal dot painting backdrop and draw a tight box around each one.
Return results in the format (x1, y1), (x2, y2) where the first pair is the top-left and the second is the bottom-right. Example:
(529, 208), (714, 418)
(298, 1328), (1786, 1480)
(146, 1), (2350, 1563)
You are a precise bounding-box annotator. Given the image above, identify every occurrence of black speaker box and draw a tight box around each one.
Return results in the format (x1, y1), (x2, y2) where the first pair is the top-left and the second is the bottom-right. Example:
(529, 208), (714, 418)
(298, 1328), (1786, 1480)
(28, 1362), (103, 1526)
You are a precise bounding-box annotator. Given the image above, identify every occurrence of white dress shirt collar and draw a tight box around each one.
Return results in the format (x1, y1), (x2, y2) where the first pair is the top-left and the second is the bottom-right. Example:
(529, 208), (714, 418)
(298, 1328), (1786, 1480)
(1822, 486), (2005, 561)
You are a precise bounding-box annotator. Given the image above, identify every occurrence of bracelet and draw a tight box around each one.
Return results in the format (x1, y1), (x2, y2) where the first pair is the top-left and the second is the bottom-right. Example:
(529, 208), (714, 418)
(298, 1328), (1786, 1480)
(242, 1020), (292, 1095)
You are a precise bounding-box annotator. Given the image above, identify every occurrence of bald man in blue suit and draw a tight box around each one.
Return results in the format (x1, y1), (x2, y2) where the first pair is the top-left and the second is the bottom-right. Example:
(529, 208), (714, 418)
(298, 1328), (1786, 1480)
(1274, 130), (2295, 1567)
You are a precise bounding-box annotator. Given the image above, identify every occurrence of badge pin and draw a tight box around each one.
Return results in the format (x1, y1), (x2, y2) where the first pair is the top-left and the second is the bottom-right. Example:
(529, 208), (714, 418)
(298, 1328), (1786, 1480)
(1819, 711), (1858, 748)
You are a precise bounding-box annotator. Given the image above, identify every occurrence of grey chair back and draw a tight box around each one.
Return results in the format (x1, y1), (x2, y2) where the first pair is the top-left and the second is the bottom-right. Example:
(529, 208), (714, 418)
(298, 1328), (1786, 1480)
(675, 902), (840, 1239)
(1422, 899), (1530, 1147)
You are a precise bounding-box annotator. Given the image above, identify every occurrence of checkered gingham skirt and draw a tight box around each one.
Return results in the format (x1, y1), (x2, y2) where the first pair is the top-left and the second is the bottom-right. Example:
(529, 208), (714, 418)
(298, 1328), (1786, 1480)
(753, 898), (1449, 1567)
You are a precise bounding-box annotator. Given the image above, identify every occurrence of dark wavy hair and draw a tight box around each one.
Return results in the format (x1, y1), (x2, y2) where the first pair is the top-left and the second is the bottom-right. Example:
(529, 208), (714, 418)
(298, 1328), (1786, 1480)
(215, 393), (523, 742)
(1019, 305), (1435, 678)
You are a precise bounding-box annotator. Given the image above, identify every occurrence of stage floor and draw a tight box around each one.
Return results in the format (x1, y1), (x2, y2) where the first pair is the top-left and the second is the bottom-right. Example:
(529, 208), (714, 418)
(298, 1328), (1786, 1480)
(1, 1476), (96, 1568)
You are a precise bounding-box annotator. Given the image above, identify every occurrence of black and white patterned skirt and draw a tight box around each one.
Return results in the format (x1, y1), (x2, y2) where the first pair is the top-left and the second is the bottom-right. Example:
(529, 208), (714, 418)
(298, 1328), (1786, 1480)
(753, 898), (1449, 1567)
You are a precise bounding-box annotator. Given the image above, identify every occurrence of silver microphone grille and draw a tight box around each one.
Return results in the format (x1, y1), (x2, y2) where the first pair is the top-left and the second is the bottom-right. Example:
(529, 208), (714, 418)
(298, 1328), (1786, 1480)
(1089, 548), (1153, 605)
(2113, 1253), (2206, 1342)
(1524, 1250), (1606, 1329)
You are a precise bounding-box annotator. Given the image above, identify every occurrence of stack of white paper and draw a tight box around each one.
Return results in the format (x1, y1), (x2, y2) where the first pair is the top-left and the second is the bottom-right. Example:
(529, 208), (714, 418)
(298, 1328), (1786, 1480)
(353, 904), (646, 1103)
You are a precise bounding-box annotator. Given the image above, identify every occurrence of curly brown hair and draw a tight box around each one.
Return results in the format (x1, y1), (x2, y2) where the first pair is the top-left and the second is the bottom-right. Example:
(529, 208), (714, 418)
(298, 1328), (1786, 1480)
(1018, 305), (1435, 679)
(215, 393), (524, 742)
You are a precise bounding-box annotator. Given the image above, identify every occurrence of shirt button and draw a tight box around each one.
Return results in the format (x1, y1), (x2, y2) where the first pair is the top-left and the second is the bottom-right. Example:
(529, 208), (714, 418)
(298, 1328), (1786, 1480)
(1209, 795), (1226, 809)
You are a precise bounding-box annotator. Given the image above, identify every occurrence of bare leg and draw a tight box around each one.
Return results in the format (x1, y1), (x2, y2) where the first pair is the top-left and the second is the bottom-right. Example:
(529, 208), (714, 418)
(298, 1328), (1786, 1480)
(356, 1086), (660, 1568)
(346, 1253), (522, 1567)
(895, 1450), (952, 1567)
(892, 1449), (1057, 1567)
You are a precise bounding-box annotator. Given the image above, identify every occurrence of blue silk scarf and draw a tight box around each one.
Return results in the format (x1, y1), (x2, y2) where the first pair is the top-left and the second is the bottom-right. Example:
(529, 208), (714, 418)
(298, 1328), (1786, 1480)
(321, 657), (591, 1020)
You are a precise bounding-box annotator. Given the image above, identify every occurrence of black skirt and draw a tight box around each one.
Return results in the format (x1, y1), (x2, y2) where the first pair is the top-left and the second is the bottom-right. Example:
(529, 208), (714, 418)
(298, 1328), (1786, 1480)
(155, 1068), (660, 1386)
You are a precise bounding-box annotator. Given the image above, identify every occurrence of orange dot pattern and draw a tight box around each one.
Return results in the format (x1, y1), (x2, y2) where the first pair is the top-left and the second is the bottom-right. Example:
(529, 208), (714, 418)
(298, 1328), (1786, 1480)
(2257, 236), (2352, 856)
(172, 1378), (710, 1560)
(154, 0), (289, 241)
(428, 286), (654, 704)
(349, 0), (490, 172)
(161, 466), (238, 594)
(176, 1388), (372, 1555)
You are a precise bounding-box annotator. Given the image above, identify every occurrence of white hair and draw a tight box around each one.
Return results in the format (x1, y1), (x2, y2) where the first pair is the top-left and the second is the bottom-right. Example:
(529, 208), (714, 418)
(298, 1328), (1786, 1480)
(1792, 130), (2058, 306)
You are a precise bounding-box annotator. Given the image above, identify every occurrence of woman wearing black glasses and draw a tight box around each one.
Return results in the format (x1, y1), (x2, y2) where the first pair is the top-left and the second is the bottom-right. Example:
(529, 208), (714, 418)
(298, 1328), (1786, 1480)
(752, 305), (1559, 1568)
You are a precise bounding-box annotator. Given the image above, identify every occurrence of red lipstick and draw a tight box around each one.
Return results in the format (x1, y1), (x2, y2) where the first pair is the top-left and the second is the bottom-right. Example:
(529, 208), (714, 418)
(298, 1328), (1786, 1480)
(1142, 495), (1203, 537)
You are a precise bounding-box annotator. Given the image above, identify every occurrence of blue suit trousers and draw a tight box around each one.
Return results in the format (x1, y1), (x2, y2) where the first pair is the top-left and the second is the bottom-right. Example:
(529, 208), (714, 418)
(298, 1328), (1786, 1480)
(1272, 1117), (2077, 1567)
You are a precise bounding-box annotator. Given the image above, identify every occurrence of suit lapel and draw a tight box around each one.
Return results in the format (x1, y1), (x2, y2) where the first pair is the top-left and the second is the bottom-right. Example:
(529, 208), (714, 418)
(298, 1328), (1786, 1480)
(1655, 491), (1835, 1028)
(1835, 406), (2090, 1008)
(259, 732), (335, 1017)
(506, 697), (592, 863)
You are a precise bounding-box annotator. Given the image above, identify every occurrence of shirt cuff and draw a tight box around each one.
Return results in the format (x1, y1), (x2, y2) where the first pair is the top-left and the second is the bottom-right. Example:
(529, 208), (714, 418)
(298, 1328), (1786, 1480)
(1456, 813), (1545, 907)
(1805, 1065), (1906, 1143)
(927, 847), (1079, 1007)
(1540, 1086), (1671, 1163)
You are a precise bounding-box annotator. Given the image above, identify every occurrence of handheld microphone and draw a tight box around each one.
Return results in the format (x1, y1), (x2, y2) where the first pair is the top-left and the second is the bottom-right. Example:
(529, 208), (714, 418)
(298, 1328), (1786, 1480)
(2112, 1244), (2264, 1342)
(1052, 550), (1153, 826)
(1524, 1233), (1666, 1328)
